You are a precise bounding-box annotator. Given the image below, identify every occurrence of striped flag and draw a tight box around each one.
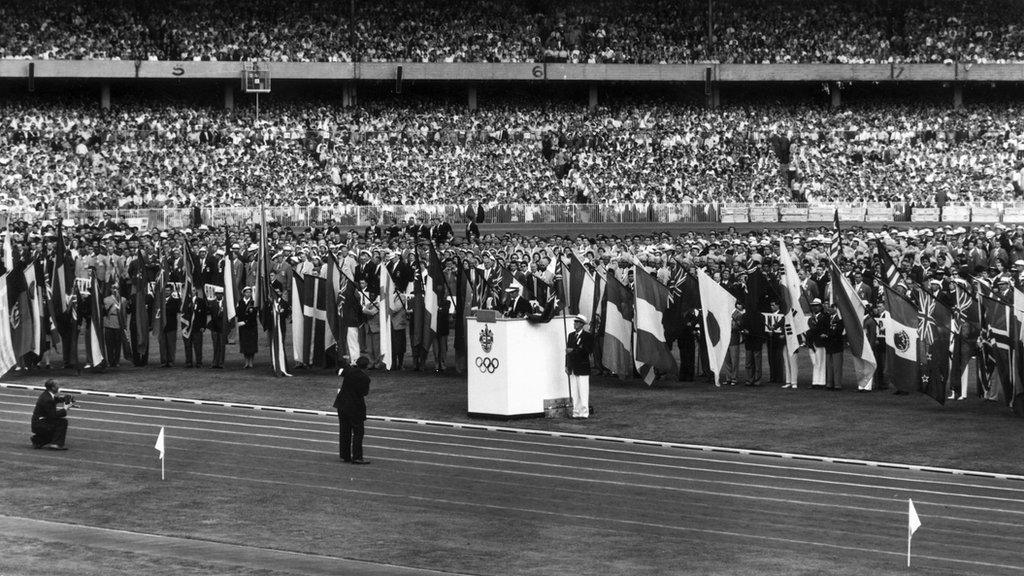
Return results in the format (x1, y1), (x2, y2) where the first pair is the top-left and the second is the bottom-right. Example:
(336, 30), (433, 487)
(270, 296), (291, 377)
(421, 243), (445, 354)
(601, 271), (634, 379)
(633, 266), (678, 385)
(697, 268), (736, 386)
(829, 209), (842, 263)
(50, 223), (74, 327)
(0, 274), (18, 377)
(981, 295), (1012, 404)
(829, 259), (875, 371)
(875, 239), (904, 289)
(291, 274), (306, 366)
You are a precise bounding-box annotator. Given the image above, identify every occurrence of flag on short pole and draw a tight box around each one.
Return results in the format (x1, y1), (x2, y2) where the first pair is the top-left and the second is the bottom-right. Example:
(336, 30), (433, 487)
(155, 426), (166, 480)
(908, 498), (921, 567)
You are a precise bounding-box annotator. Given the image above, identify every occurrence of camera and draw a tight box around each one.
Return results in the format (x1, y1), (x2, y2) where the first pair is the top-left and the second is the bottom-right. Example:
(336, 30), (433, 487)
(55, 394), (79, 407)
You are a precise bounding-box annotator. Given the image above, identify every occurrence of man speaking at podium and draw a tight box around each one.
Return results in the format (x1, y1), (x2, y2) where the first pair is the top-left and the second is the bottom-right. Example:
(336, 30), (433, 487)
(565, 315), (593, 418)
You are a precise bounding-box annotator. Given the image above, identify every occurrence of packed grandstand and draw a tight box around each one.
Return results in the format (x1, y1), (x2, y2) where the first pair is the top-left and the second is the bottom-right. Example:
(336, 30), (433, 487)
(3, 0), (1024, 63)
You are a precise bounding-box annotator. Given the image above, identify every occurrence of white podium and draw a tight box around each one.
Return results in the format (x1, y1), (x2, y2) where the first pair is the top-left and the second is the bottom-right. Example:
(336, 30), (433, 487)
(466, 315), (571, 419)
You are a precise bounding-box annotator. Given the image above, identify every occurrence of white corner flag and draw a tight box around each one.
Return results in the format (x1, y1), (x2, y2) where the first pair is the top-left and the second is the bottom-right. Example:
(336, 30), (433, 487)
(155, 427), (166, 480)
(908, 498), (921, 566)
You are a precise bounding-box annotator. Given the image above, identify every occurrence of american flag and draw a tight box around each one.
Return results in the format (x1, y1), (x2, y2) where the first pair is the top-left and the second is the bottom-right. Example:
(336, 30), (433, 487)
(874, 239), (903, 289)
(829, 209), (841, 263)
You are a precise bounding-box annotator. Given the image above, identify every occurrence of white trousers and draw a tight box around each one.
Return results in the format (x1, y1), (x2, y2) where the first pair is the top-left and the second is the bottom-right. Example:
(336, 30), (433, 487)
(569, 374), (590, 418)
(853, 356), (874, 390)
(347, 328), (360, 364)
(783, 344), (799, 385)
(810, 347), (826, 386)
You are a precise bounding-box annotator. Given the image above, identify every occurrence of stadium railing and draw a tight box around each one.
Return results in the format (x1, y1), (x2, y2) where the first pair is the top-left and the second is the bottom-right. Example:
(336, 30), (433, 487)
(12, 201), (1024, 229)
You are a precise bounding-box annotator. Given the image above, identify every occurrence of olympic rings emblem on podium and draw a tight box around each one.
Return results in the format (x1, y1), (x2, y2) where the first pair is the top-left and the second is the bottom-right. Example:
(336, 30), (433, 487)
(475, 357), (499, 374)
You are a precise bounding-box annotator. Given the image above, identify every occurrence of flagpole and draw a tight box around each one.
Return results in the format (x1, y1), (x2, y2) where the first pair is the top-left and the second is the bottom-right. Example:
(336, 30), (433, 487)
(907, 522), (912, 567)
(161, 453), (165, 481)
(560, 301), (572, 410)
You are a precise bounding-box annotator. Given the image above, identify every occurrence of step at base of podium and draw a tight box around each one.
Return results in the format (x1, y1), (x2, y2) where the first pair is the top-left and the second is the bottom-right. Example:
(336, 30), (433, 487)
(467, 411), (546, 421)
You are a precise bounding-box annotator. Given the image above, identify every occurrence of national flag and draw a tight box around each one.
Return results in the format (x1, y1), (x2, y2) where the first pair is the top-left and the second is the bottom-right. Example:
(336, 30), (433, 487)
(270, 296), (291, 377)
(881, 284), (919, 393)
(0, 274), (19, 376)
(23, 261), (42, 357)
(300, 274), (329, 367)
(633, 266), (678, 385)
(981, 295), (1013, 404)
(875, 239), (904, 289)
(778, 240), (810, 353)
(380, 264), (395, 370)
(1, 230), (12, 273)
(131, 252), (151, 365)
(564, 250), (588, 316)
(152, 270), (167, 336)
(829, 209), (841, 263)
(84, 275), (106, 369)
(324, 251), (342, 352)
(1013, 287), (1024, 415)
(155, 427), (165, 460)
(222, 230), (236, 324)
(255, 206), (272, 330)
(181, 237), (200, 302)
(7, 262), (34, 358)
(49, 223), (74, 327)
(601, 271), (634, 379)
(336, 256), (362, 363)
(917, 287), (953, 404)
(697, 268), (736, 385)
(291, 274), (307, 366)
(829, 260), (875, 372)
(419, 243), (445, 354)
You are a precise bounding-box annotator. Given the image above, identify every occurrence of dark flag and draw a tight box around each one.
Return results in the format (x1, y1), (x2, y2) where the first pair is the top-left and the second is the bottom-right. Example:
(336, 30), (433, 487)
(981, 295), (1013, 404)
(132, 250), (151, 366)
(7, 262), (34, 358)
(917, 288), (953, 405)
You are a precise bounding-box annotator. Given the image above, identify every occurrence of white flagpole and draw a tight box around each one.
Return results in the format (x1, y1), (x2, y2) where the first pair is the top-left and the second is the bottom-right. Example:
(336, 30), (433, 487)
(161, 454), (165, 481)
(907, 498), (921, 567)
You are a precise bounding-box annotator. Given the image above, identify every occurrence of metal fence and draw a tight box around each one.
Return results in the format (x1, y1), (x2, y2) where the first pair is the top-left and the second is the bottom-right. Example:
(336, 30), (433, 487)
(0, 202), (1019, 229)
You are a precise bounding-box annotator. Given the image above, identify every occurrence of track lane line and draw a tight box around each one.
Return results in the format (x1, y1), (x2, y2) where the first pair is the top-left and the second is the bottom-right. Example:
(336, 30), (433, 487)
(5, 383), (1021, 483)
(3, 449), (1022, 573)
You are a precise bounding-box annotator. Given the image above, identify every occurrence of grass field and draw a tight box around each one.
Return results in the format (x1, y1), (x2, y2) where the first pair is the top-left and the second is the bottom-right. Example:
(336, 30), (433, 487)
(5, 340), (1022, 476)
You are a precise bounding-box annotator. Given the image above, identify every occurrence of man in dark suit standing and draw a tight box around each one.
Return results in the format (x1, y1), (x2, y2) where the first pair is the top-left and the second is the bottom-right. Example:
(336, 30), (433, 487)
(565, 315), (593, 418)
(334, 357), (371, 464)
(364, 217), (383, 242)
(30, 379), (72, 450)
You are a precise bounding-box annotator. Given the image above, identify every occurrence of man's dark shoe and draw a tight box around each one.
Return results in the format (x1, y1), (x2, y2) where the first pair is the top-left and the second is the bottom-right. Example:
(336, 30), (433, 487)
(351, 459), (371, 465)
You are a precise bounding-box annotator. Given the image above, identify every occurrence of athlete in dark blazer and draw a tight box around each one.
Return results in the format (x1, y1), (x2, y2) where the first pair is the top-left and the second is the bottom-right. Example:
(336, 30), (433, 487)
(333, 357), (371, 464)
(31, 379), (71, 449)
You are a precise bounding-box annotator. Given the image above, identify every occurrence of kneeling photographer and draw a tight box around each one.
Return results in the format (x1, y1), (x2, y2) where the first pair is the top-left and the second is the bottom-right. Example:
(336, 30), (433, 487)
(31, 379), (77, 450)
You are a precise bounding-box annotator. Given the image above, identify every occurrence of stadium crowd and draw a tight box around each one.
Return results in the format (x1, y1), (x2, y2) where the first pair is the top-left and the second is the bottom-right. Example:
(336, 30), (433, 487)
(3, 0), (1024, 64)
(1, 214), (1020, 410)
(3, 100), (1024, 211)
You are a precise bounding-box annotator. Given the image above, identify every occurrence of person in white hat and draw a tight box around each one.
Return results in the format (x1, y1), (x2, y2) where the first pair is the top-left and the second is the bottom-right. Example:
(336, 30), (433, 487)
(806, 297), (828, 388)
(565, 315), (592, 418)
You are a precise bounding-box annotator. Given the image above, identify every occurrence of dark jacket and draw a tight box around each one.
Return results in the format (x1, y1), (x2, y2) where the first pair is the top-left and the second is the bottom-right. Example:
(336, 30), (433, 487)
(565, 329), (593, 375)
(825, 313), (846, 354)
(505, 296), (533, 319)
(31, 390), (66, 429)
(333, 366), (370, 421)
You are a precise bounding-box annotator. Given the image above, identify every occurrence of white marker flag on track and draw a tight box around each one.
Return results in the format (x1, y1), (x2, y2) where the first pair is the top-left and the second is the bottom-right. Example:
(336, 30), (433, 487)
(155, 427), (166, 480)
(908, 498), (921, 567)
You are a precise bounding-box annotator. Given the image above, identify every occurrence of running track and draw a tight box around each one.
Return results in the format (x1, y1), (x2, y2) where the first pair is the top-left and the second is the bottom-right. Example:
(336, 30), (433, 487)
(0, 386), (1022, 575)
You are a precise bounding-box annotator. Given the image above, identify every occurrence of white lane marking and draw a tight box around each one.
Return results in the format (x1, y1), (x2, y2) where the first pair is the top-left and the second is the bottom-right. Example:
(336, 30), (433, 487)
(4, 382), (1022, 482)
(4, 405), (1020, 506)
(19, 430), (1024, 540)
(7, 445), (1022, 555)
(0, 513), (465, 576)
(4, 449), (1022, 572)
(3, 415), (1022, 520)
(3, 394), (1021, 495)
